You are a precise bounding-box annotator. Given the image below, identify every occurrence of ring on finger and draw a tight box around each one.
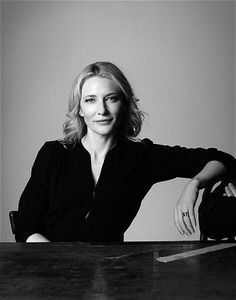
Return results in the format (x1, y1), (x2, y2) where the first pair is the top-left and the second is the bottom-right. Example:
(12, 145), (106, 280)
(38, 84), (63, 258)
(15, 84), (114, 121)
(182, 211), (189, 218)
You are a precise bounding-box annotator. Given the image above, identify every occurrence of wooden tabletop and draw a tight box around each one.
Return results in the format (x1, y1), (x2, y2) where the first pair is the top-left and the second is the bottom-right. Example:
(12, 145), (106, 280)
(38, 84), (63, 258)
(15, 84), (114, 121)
(1, 241), (236, 299)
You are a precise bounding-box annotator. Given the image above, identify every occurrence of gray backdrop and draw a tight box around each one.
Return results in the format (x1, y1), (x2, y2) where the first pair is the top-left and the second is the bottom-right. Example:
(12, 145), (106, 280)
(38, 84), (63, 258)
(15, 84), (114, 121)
(1, 1), (235, 241)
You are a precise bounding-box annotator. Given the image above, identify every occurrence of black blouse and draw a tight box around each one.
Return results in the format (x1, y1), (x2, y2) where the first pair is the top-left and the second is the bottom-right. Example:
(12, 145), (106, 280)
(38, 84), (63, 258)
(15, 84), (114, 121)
(16, 138), (236, 242)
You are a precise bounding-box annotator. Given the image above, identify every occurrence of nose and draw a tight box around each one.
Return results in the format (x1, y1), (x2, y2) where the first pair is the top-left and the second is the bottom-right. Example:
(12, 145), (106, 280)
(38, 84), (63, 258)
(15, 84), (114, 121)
(97, 99), (108, 115)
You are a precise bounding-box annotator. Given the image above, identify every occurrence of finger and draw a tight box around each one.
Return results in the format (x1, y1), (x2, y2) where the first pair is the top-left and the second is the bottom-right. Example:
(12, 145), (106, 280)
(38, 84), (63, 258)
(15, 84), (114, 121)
(177, 207), (191, 235)
(225, 186), (233, 197)
(183, 215), (194, 235)
(174, 207), (184, 235)
(176, 206), (187, 235)
(188, 207), (196, 232)
(228, 183), (236, 197)
(182, 210), (195, 234)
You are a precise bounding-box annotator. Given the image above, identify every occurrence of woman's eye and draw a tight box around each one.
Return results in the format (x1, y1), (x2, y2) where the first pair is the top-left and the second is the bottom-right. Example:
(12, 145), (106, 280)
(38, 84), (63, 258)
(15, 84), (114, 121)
(106, 96), (119, 102)
(85, 98), (95, 103)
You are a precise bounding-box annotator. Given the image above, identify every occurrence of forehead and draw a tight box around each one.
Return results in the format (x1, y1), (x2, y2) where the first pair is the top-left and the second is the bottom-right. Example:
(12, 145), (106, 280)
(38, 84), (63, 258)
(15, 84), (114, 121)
(81, 76), (120, 96)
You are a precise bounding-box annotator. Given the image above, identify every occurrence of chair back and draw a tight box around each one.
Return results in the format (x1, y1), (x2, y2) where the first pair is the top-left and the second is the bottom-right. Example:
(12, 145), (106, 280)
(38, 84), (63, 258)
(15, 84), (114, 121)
(9, 211), (18, 235)
(199, 181), (235, 241)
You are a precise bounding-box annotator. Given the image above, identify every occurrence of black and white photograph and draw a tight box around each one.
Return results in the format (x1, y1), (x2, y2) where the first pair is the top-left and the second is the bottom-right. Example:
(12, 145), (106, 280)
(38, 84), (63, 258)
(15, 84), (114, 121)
(1, 1), (236, 298)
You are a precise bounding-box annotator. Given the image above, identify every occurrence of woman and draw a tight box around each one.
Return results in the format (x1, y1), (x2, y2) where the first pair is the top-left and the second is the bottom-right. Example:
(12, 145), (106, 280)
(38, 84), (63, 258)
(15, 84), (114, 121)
(16, 62), (236, 242)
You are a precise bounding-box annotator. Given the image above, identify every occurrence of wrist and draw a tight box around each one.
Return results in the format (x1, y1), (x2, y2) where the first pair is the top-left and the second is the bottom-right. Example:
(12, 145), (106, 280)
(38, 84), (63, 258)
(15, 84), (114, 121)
(189, 178), (201, 189)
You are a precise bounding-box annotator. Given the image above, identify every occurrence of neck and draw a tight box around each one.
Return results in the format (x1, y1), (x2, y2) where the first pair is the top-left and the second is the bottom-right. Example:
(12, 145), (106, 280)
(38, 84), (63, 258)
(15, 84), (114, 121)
(82, 132), (117, 160)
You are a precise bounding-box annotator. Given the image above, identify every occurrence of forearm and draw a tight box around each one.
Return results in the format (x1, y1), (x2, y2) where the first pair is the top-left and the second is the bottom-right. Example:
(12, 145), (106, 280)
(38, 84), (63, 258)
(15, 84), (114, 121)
(26, 233), (50, 243)
(191, 160), (227, 190)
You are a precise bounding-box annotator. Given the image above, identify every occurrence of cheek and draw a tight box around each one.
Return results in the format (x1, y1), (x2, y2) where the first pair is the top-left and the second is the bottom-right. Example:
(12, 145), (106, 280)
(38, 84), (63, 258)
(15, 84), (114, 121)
(80, 105), (95, 119)
(112, 102), (123, 117)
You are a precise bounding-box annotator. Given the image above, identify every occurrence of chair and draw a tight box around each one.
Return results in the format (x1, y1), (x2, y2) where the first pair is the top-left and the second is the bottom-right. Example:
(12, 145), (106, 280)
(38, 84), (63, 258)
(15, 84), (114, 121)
(9, 211), (18, 235)
(199, 182), (235, 241)
(200, 232), (235, 241)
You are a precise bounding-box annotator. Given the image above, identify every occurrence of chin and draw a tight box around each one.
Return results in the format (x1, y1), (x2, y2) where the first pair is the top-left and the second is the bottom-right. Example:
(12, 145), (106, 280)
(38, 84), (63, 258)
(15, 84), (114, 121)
(95, 129), (115, 136)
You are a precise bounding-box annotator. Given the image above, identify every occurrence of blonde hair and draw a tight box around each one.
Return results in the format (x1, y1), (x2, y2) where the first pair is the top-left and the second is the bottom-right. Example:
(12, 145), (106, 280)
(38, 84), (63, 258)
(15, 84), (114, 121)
(62, 62), (145, 145)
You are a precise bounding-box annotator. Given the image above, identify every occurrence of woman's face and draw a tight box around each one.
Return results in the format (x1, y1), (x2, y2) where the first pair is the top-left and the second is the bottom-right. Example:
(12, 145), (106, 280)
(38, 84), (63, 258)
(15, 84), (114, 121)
(80, 76), (123, 138)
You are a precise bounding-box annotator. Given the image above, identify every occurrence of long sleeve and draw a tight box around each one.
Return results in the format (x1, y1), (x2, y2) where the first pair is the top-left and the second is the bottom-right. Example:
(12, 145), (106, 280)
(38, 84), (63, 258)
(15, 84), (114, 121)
(142, 139), (236, 184)
(16, 142), (55, 242)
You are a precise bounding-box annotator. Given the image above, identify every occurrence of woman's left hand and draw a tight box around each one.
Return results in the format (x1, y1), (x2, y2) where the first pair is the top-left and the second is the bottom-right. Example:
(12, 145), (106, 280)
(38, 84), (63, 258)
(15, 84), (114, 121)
(174, 178), (199, 236)
(224, 181), (236, 198)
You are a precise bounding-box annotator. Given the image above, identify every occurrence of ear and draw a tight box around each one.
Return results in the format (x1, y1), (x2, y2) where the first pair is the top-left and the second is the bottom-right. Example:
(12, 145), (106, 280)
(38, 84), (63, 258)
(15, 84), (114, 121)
(79, 109), (84, 117)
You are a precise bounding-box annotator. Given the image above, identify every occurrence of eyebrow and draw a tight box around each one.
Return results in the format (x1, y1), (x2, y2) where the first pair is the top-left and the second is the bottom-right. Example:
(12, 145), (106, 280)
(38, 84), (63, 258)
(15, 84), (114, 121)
(82, 92), (119, 99)
(83, 94), (97, 99)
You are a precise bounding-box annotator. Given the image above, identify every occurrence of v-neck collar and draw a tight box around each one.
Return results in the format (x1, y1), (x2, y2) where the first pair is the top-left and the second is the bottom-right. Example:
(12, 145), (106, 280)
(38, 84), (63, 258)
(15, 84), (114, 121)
(78, 139), (115, 190)
(79, 139), (119, 157)
(77, 138), (128, 190)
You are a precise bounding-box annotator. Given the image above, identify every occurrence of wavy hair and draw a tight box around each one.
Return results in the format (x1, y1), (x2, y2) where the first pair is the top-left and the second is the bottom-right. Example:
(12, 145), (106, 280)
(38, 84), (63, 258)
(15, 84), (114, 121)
(62, 62), (145, 145)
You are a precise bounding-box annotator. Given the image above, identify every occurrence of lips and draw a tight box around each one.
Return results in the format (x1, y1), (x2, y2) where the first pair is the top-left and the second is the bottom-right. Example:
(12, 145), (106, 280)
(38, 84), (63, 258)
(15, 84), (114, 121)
(95, 119), (113, 123)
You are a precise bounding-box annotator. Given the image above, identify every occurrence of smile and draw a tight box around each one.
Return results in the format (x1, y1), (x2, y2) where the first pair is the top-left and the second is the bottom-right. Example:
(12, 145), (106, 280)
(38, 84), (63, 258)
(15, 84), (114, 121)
(94, 119), (113, 124)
